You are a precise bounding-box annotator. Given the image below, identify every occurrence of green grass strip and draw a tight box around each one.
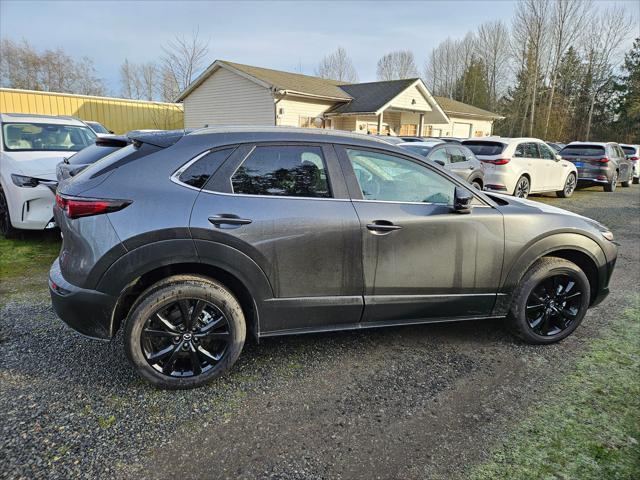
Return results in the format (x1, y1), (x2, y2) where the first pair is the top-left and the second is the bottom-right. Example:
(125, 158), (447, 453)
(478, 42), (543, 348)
(471, 299), (640, 480)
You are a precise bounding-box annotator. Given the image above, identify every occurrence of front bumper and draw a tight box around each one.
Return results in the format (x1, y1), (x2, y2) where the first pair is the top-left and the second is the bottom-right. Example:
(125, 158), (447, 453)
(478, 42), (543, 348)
(49, 258), (118, 340)
(7, 182), (58, 230)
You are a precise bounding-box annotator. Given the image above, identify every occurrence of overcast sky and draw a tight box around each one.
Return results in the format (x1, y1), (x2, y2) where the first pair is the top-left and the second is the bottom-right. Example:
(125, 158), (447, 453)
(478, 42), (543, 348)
(1, 0), (638, 95)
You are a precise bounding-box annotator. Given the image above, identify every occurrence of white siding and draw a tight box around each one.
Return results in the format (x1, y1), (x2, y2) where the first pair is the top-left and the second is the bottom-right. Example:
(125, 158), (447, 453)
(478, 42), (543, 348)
(277, 97), (336, 127)
(426, 115), (494, 138)
(388, 84), (432, 111)
(183, 67), (274, 128)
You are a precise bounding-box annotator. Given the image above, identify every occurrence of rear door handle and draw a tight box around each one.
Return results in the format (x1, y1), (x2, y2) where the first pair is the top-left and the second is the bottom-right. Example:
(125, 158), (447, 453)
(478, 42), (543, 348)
(208, 214), (252, 228)
(366, 220), (402, 234)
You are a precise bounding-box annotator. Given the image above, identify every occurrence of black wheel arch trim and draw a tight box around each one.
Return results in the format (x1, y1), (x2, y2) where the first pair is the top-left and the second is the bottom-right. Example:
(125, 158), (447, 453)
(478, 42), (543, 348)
(494, 232), (610, 316)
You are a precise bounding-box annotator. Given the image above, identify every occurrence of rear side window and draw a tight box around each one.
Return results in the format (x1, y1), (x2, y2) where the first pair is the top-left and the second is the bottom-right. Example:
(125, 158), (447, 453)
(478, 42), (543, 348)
(560, 145), (606, 156)
(462, 141), (506, 156)
(231, 145), (331, 198)
(178, 147), (235, 189)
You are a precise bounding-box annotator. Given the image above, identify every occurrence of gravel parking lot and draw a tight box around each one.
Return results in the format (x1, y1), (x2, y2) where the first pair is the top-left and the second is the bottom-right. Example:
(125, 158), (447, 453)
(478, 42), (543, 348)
(1, 185), (638, 480)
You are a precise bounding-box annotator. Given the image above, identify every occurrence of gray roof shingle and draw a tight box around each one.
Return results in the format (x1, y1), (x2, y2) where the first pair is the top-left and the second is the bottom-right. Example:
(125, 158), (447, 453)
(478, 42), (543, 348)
(327, 79), (418, 114)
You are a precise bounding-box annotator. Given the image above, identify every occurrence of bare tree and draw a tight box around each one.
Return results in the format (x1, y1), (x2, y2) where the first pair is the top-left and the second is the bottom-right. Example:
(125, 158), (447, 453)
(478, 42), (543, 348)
(581, 6), (632, 139)
(315, 46), (359, 82)
(0, 38), (105, 95)
(542, 0), (592, 137)
(160, 28), (209, 100)
(475, 21), (510, 110)
(377, 50), (418, 81)
(120, 59), (141, 99)
(139, 62), (157, 101)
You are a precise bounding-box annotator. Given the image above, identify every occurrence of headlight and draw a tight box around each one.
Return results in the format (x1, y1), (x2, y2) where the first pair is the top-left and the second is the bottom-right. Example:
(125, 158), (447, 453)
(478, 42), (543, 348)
(11, 174), (40, 187)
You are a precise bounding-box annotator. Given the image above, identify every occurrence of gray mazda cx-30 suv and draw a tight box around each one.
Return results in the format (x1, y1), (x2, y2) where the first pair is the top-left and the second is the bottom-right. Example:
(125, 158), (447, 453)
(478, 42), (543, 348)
(50, 127), (618, 389)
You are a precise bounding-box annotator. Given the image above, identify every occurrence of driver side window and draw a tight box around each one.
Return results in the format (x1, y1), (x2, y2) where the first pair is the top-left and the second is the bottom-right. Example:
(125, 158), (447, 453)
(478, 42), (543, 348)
(346, 148), (456, 204)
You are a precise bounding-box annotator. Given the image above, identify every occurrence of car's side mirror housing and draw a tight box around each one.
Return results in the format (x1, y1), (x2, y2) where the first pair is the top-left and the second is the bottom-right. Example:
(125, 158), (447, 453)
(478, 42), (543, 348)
(453, 187), (473, 214)
(555, 154), (563, 161)
(435, 159), (445, 166)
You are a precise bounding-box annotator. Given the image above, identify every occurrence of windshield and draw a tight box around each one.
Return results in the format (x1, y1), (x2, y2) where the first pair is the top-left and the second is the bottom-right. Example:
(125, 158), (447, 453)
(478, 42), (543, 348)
(559, 145), (605, 156)
(87, 122), (109, 134)
(2, 122), (96, 152)
(462, 141), (506, 156)
(401, 145), (435, 157)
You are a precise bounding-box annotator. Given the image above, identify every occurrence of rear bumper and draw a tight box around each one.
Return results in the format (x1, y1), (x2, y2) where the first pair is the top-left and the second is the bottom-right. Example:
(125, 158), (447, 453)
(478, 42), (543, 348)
(49, 258), (118, 340)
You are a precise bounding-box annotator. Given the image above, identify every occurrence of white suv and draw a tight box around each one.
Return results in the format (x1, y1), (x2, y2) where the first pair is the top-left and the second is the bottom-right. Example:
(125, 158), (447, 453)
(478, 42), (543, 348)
(462, 137), (578, 198)
(0, 113), (97, 237)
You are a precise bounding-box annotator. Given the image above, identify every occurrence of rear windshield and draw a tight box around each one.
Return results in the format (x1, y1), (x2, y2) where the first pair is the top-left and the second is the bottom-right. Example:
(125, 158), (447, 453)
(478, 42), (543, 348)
(2, 122), (96, 152)
(621, 146), (637, 155)
(401, 145), (434, 157)
(559, 145), (605, 156)
(67, 144), (122, 165)
(72, 142), (161, 181)
(462, 141), (506, 156)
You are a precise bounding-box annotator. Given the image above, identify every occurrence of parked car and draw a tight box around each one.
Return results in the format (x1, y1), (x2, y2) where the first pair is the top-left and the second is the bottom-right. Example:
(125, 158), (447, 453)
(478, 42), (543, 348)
(398, 141), (485, 189)
(56, 135), (129, 181)
(558, 142), (633, 192)
(546, 141), (565, 153)
(375, 135), (405, 145)
(462, 137), (578, 198)
(620, 144), (639, 184)
(50, 127), (617, 389)
(83, 120), (113, 136)
(0, 113), (97, 238)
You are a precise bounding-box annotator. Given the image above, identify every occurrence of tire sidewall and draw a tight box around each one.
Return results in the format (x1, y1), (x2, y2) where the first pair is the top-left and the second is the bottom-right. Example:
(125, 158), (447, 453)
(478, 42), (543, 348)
(510, 260), (590, 344)
(124, 277), (246, 389)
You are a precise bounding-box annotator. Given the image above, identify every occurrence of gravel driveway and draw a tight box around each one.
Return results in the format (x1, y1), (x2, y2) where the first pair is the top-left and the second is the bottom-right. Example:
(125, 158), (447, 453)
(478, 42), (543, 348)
(1, 185), (638, 480)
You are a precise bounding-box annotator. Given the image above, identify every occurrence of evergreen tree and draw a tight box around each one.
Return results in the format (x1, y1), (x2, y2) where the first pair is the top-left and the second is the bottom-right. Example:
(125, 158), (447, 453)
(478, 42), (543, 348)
(613, 37), (640, 143)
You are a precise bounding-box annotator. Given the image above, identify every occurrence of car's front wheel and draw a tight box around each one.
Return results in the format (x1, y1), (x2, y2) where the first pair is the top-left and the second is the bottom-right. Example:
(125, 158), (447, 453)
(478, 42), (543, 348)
(124, 275), (246, 389)
(506, 257), (590, 344)
(0, 187), (19, 239)
(556, 173), (576, 198)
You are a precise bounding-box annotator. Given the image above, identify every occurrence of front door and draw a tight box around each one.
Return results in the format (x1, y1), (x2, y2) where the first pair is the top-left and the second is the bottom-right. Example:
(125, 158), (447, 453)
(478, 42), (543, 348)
(336, 145), (504, 324)
(189, 143), (364, 333)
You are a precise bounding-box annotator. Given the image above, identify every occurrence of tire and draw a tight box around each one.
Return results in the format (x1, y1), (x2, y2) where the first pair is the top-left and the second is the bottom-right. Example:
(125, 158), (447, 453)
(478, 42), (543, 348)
(471, 179), (483, 190)
(621, 169), (631, 187)
(0, 187), (19, 239)
(633, 176), (639, 185)
(556, 173), (576, 198)
(603, 171), (617, 192)
(513, 175), (530, 198)
(124, 275), (246, 389)
(506, 257), (590, 345)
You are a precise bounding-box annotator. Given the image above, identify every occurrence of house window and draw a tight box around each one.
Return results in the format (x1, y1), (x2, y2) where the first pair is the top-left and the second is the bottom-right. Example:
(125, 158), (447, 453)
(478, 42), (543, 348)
(299, 116), (324, 128)
(399, 124), (417, 136)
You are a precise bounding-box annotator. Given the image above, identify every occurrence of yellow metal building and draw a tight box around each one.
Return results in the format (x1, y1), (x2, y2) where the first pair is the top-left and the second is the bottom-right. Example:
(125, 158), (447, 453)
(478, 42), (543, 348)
(0, 88), (184, 134)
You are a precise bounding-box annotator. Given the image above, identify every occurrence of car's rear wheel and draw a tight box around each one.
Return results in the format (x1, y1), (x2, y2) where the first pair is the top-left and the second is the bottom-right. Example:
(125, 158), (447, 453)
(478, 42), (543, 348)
(506, 257), (590, 344)
(633, 176), (639, 185)
(556, 173), (576, 198)
(0, 187), (19, 239)
(603, 171), (617, 192)
(621, 169), (631, 187)
(124, 275), (246, 389)
(513, 176), (530, 198)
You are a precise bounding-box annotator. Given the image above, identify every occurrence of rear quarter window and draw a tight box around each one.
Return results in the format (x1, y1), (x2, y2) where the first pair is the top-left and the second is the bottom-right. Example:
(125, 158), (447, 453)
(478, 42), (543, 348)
(177, 147), (236, 189)
(561, 145), (606, 156)
(462, 141), (506, 156)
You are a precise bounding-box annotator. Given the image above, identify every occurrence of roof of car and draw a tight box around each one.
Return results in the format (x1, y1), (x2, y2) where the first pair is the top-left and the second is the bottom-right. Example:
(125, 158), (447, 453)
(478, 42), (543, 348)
(189, 125), (394, 145)
(566, 141), (618, 146)
(398, 141), (444, 147)
(462, 137), (543, 144)
(0, 112), (88, 126)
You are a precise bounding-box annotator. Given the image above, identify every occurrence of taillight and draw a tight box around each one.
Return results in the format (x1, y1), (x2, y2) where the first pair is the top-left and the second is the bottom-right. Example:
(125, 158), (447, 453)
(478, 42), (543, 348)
(481, 158), (510, 165)
(597, 157), (609, 163)
(55, 193), (131, 219)
(630, 156), (639, 162)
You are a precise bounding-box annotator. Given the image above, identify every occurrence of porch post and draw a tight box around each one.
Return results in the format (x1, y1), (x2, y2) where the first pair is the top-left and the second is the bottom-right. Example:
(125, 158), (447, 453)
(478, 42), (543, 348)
(377, 111), (383, 134)
(418, 113), (424, 136)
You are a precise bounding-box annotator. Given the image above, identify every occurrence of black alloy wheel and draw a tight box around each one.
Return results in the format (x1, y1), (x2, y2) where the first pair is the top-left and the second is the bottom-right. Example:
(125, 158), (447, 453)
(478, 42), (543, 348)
(141, 299), (230, 377)
(514, 176), (530, 198)
(525, 274), (583, 336)
(0, 188), (18, 238)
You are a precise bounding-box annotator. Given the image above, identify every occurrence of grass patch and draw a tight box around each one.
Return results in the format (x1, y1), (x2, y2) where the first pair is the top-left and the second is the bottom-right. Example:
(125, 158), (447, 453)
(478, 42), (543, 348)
(0, 232), (60, 279)
(470, 300), (640, 480)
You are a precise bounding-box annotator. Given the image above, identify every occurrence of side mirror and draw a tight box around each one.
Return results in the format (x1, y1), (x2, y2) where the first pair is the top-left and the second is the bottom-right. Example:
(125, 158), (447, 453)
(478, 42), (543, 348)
(453, 187), (473, 214)
(555, 154), (563, 161)
(435, 159), (445, 166)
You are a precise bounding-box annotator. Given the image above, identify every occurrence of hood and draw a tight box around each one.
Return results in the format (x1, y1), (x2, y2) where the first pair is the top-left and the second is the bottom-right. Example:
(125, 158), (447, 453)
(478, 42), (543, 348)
(3, 151), (70, 178)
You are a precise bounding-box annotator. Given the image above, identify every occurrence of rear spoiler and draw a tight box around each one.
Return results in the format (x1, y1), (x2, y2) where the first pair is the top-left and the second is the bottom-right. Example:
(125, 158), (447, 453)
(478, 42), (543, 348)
(126, 129), (193, 148)
(95, 135), (129, 147)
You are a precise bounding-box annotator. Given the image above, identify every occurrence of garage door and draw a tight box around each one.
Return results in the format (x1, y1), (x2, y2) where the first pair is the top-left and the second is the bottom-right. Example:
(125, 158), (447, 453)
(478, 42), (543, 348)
(452, 122), (472, 138)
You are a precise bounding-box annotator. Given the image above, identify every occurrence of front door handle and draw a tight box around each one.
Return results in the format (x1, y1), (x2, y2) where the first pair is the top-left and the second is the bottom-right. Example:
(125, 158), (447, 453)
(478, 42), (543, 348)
(208, 214), (252, 228)
(366, 220), (402, 234)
